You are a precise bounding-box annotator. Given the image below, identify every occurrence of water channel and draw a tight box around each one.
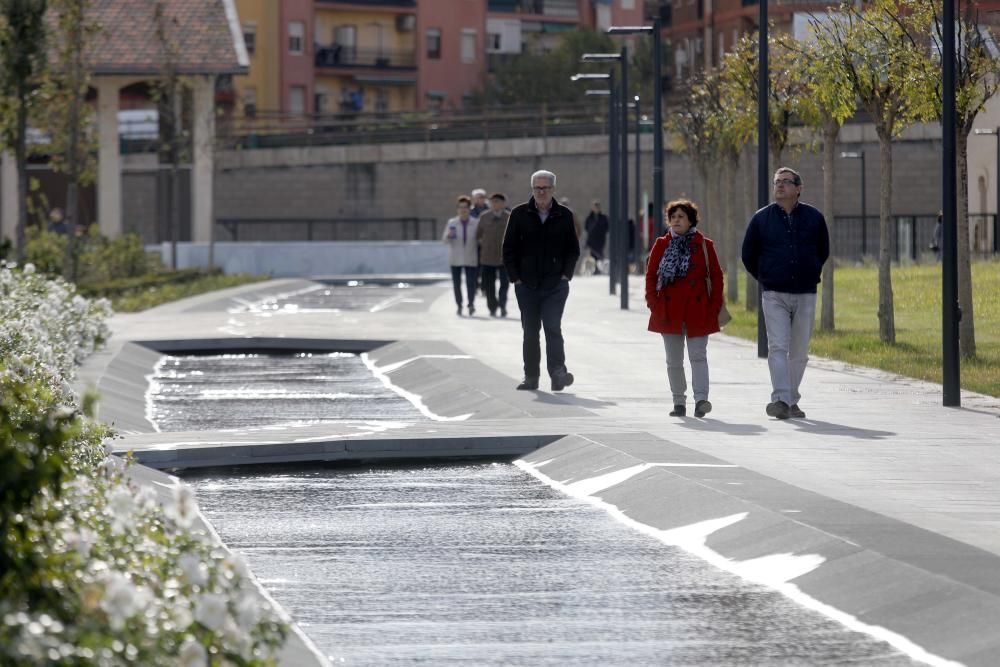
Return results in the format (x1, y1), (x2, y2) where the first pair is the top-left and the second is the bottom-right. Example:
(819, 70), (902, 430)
(157, 353), (920, 665)
(186, 463), (917, 666)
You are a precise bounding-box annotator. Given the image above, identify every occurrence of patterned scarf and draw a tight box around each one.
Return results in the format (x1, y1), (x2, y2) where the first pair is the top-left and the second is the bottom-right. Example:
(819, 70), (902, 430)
(656, 228), (696, 290)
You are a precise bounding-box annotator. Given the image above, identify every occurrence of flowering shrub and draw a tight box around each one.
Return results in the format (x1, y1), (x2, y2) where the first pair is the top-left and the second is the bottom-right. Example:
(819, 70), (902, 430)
(0, 263), (287, 665)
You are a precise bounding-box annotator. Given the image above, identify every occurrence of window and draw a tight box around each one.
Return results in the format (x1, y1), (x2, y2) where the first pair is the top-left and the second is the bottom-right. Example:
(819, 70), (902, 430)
(488, 32), (502, 51)
(288, 21), (304, 55)
(335, 25), (357, 62)
(621, 0), (635, 8)
(243, 22), (257, 55)
(461, 29), (476, 64)
(289, 85), (306, 115)
(426, 28), (441, 59)
(243, 86), (257, 117)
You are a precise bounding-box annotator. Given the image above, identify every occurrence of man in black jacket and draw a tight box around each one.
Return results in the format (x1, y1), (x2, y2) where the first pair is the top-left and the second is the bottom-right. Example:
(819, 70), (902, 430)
(742, 167), (830, 420)
(503, 169), (580, 392)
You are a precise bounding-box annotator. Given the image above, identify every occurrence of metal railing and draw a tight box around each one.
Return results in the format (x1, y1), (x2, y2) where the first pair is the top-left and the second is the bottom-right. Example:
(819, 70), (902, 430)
(215, 217), (439, 242)
(314, 45), (416, 69)
(830, 214), (998, 262)
(222, 102), (611, 150)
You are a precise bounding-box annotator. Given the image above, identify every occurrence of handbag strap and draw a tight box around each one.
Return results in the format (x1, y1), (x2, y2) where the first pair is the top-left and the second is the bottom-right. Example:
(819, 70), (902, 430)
(702, 241), (713, 298)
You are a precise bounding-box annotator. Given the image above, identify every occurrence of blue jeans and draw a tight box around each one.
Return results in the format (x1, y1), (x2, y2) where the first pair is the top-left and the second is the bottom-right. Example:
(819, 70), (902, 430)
(451, 266), (478, 309)
(515, 280), (569, 378)
(762, 291), (817, 405)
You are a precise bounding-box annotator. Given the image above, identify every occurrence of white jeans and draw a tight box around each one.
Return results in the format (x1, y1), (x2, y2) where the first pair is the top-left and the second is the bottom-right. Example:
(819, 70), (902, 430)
(762, 291), (817, 406)
(661, 328), (709, 405)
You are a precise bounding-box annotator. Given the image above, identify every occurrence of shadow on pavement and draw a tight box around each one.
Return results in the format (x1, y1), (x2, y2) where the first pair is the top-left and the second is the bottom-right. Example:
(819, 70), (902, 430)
(531, 392), (617, 409)
(789, 419), (895, 440)
(672, 419), (768, 436)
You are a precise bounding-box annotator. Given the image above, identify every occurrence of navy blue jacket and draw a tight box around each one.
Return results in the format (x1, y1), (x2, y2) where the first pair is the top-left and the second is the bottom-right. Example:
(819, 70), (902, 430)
(503, 197), (580, 290)
(741, 201), (830, 294)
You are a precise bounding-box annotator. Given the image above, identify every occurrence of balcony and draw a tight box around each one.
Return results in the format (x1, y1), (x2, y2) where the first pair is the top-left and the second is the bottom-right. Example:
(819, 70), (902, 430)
(315, 45), (416, 69)
(487, 0), (579, 18)
(317, 0), (416, 6)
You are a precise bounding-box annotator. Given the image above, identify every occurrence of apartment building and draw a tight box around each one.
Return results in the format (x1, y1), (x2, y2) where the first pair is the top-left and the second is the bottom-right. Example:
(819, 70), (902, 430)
(232, 0), (644, 115)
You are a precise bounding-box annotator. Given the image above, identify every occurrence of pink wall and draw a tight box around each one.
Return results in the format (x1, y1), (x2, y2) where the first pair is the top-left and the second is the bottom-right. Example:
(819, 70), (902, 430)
(416, 0), (487, 110)
(280, 0), (315, 114)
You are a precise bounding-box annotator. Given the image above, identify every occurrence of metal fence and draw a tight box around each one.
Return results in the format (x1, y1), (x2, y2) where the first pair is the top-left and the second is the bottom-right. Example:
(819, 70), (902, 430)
(830, 214), (998, 262)
(214, 217), (439, 242)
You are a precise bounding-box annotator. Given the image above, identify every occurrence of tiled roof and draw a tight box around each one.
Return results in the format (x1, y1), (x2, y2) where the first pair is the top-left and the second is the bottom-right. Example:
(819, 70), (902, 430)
(86, 0), (247, 76)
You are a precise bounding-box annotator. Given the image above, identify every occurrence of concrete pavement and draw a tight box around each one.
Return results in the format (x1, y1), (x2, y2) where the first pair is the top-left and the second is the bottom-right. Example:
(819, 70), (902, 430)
(79, 275), (1000, 666)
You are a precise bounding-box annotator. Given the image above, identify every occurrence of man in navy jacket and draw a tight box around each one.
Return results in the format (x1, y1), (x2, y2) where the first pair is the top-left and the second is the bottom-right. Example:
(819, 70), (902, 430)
(742, 167), (830, 420)
(503, 169), (580, 392)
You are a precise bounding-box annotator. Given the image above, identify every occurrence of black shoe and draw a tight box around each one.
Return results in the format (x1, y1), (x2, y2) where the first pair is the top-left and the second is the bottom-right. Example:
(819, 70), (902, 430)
(516, 376), (539, 391)
(788, 404), (806, 419)
(766, 400), (790, 420)
(489, 310), (498, 317)
(456, 305), (463, 316)
(500, 308), (508, 318)
(669, 405), (686, 417)
(551, 369), (574, 392)
(694, 400), (712, 418)
(468, 305), (476, 316)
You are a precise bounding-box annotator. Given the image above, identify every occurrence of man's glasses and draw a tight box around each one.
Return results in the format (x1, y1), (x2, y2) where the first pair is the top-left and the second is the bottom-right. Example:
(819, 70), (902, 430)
(532, 185), (553, 193)
(773, 178), (798, 186)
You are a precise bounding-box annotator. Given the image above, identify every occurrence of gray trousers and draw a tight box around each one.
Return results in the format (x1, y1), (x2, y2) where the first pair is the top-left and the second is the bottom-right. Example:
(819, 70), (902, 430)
(661, 329), (709, 405)
(762, 291), (817, 406)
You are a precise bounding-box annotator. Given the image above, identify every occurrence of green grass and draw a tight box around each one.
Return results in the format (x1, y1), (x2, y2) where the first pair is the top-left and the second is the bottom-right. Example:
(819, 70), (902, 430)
(721, 261), (1000, 397)
(106, 273), (268, 312)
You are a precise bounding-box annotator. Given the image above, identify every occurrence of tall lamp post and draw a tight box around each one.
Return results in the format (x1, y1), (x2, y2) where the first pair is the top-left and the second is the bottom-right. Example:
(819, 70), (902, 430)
(572, 73), (616, 294)
(756, 0), (769, 358)
(942, 0), (960, 406)
(583, 50), (629, 310)
(634, 95), (641, 247)
(609, 18), (664, 240)
(973, 127), (999, 255)
(839, 151), (866, 257)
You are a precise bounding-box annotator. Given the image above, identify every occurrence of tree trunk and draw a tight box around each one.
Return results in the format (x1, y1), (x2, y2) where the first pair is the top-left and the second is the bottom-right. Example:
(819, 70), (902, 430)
(726, 153), (740, 304)
(877, 133), (896, 344)
(170, 89), (181, 270)
(956, 131), (976, 358)
(743, 144), (757, 311)
(820, 117), (839, 332)
(14, 90), (28, 264)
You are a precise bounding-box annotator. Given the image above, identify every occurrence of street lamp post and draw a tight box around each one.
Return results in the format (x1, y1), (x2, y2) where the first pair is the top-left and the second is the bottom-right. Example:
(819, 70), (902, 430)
(756, 0), (769, 359)
(573, 72), (616, 293)
(582, 51), (630, 309)
(635, 95), (641, 249)
(973, 127), (999, 255)
(840, 151), (866, 257)
(608, 17), (664, 240)
(942, 0), (960, 406)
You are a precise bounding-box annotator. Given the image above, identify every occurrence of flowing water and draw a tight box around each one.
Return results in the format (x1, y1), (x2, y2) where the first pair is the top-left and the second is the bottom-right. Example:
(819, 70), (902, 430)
(148, 353), (422, 432)
(186, 464), (918, 666)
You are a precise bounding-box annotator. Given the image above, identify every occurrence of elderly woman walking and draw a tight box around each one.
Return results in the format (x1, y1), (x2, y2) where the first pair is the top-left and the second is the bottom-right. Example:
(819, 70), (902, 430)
(645, 199), (725, 417)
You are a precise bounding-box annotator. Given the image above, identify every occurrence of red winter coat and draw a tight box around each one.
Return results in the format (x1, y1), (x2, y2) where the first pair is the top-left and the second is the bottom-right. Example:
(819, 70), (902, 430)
(645, 229), (724, 337)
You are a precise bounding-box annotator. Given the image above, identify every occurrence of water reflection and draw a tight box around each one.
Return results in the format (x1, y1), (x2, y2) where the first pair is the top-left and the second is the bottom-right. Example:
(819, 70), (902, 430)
(187, 463), (916, 666)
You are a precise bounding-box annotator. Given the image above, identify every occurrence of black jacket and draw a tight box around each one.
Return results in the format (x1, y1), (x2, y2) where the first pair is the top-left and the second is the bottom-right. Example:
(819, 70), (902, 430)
(503, 197), (580, 290)
(584, 212), (609, 254)
(741, 201), (830, 294)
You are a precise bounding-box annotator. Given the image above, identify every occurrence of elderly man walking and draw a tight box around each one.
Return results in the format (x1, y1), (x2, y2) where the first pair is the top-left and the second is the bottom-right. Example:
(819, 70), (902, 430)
(502, 170), (580, 392)
(741, 167), (830, 420)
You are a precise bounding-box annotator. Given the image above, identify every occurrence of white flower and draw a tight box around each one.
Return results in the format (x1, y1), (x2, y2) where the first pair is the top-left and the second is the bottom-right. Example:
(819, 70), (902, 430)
(234, 590), (261, 629)
(169, 484), (199, 529)
(100, 572), (141, 630)
(22, 263), (35, 275)
(64, 527), (96, 559)
(178, 553), (209, 587)
(178, 636), (208, 667)
(226, 553), (250, 580)
(193, 592), (228, 631)
(107, 486), (135, 533)
(223, 616), (253, 658)
(135, 485), (157, 510)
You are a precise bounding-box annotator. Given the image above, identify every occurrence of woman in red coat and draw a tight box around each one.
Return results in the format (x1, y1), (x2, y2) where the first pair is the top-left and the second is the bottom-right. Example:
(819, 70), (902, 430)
(645, 199), (725, 417)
